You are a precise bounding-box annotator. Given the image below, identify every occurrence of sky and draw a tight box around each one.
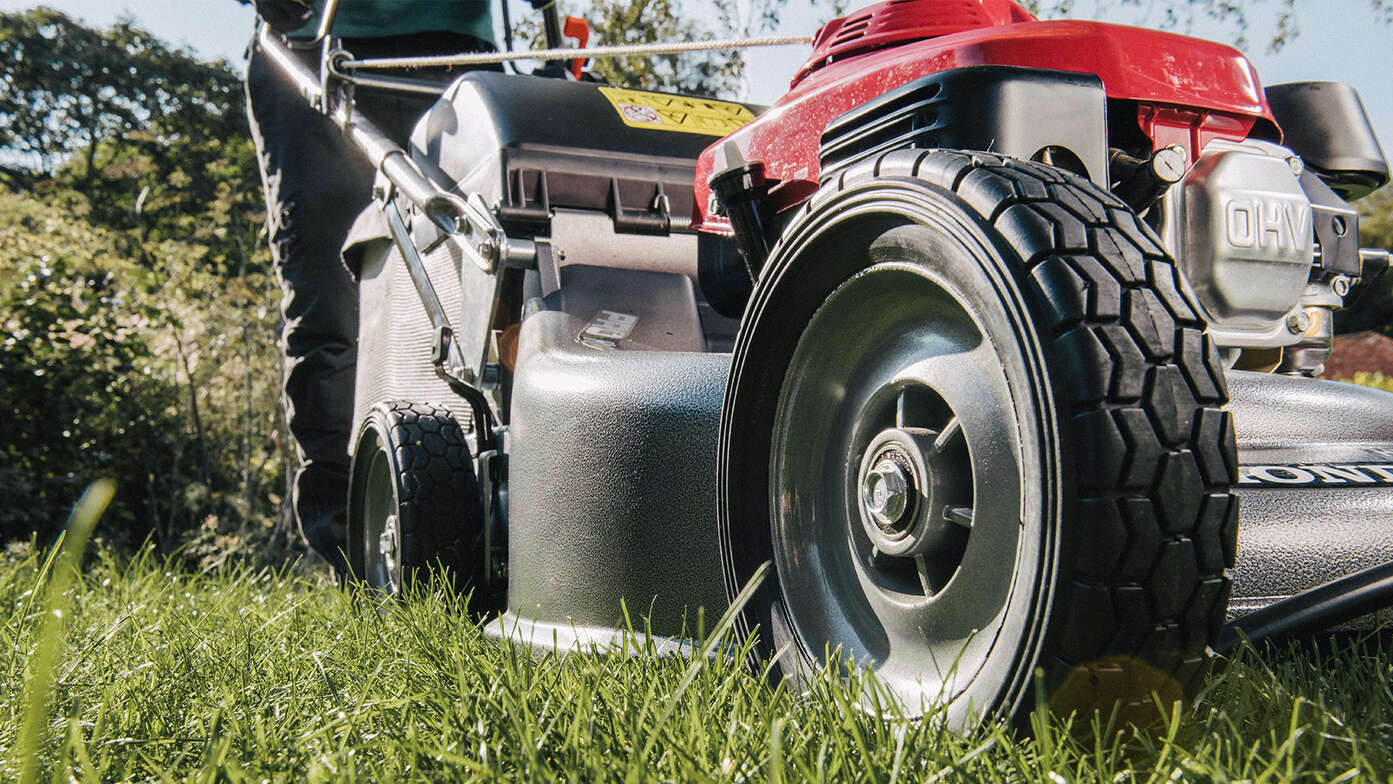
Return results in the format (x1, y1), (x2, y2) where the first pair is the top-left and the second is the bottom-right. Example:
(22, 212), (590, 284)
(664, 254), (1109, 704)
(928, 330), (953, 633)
(0, 0), (1389, 145)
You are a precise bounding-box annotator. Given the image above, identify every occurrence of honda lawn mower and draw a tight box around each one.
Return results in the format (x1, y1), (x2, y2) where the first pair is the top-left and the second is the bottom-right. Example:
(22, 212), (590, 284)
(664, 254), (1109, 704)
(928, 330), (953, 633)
(257, 0), (1393, 726)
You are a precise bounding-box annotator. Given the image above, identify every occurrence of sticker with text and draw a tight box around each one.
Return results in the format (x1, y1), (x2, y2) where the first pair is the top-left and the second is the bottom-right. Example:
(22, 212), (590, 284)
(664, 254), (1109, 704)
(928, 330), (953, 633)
(1238, 461), (1393, 487)
(598, 86), (756, 136)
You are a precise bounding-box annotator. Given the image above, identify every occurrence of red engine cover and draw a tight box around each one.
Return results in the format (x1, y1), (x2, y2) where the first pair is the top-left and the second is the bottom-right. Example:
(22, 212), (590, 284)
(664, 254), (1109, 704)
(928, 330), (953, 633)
(796, 0), (1036, 86)
(694, 0), (1278, 231)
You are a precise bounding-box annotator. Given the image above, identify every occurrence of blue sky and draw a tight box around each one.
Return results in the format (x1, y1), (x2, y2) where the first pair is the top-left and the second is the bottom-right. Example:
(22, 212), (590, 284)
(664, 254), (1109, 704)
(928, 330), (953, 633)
(1, 0), (1388, 145)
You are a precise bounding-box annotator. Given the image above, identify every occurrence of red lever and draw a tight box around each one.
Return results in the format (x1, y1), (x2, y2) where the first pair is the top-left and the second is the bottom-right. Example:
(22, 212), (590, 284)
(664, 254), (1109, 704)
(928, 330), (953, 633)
(563, 15), (589, 79)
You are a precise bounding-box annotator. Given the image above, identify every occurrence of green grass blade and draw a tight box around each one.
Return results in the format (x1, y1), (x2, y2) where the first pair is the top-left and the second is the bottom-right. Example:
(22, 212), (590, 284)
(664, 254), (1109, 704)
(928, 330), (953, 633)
(15, 479), (115, 784)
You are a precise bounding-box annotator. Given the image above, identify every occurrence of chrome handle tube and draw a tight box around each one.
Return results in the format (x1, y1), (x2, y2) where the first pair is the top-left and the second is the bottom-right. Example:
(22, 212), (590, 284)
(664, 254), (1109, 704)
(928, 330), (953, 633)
(256, 24), (324, 106)
(286, 0), (342, 50)
(256, 26), (473, 239)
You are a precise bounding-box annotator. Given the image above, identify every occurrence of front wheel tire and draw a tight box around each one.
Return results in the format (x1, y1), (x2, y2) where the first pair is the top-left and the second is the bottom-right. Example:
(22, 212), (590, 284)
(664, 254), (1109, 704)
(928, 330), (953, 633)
(348, 401), (494, 606)
(718, 150), (1239, 728)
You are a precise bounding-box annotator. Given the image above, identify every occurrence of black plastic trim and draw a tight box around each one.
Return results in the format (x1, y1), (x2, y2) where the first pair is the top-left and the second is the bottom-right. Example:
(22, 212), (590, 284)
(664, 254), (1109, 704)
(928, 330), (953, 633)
(1221, 559), (1393, 653)
(819, 65), (1108, 187)
(1266, 81), (1390, 201)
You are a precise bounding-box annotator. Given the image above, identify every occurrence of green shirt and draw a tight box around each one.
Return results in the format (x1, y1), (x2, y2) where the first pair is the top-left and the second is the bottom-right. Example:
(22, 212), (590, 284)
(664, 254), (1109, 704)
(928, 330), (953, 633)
(292, 0), (495, 45)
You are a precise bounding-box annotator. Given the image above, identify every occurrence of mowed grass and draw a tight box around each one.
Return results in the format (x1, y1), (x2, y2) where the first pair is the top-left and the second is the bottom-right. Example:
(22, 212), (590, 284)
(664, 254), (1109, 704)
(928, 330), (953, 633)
(3, 535), (1392, 782)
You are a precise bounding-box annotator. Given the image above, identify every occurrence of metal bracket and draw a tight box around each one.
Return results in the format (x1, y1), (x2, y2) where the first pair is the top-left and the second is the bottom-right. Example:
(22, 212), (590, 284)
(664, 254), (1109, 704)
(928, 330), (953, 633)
(384, 197), (471, 376)
(381, 195), (501, 450)
(475, 445), (509, 591)
(286, 0), (342, 50)
(1302, 170), (1363, 276)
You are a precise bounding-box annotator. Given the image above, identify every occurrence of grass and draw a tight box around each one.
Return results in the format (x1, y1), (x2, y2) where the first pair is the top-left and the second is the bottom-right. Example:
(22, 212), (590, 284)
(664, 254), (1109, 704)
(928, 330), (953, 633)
(3, 527), (1392, 782)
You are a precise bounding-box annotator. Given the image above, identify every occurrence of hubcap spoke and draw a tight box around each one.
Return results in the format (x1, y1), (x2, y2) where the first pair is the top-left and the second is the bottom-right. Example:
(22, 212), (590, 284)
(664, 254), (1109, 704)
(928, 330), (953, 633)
(933, 417), (963, 452)
(378, 514), (399, 578)
(914, 555), (934, 598)
(945, 506), (973, 528)
(895, 344), (1000, 408)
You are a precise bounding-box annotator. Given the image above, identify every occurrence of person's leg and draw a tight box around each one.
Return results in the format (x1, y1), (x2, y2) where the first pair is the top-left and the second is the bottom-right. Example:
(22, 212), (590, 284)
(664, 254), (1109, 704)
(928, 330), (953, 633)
(246, 45), (375, 575)
(245, 32), (492, 574)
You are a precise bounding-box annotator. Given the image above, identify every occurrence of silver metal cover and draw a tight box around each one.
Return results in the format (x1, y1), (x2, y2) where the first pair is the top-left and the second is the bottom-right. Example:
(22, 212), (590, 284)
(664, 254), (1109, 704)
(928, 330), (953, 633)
(1162, 139), (1314, 348)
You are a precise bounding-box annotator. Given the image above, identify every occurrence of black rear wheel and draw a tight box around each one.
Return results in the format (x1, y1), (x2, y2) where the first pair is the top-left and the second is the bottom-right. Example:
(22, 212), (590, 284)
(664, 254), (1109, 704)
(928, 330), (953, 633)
(719, 150), (1238, 728)
(348, 401), (495, 606)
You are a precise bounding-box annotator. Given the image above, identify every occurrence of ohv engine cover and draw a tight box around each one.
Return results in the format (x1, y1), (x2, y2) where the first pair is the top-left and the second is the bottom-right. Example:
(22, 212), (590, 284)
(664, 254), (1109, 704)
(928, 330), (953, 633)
(1161, 139), (1315, 348)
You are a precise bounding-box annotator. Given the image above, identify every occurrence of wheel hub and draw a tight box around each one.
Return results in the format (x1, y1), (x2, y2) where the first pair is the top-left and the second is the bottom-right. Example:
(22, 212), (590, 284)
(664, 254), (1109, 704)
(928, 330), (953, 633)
(748, 208), (1045, 720)
(378, 514), (400, 579)
(862, 449), (914, 532)
(856, 425), (970, 559)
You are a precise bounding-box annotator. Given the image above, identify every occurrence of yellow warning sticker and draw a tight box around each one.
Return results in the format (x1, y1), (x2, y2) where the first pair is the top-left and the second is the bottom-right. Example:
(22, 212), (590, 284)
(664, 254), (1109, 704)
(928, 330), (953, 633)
(598, 86), (756, 136)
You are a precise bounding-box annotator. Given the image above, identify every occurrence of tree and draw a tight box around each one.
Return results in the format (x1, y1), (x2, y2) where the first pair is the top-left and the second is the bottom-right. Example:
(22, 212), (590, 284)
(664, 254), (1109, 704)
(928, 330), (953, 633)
(0, 9), (243, 181)
(1, 10), (288, 562)
(987, 1), (1390, 52)
(510, 0), (745, 95)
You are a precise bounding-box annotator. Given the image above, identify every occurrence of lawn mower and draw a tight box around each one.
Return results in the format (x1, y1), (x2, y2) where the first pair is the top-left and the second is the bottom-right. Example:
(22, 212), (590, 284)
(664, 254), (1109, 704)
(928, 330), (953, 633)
(257, 0), (1393, 726)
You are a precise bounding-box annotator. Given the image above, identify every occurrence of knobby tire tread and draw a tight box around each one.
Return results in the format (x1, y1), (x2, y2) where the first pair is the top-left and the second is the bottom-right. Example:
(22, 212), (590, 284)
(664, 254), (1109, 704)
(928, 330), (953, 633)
(791, 149), (1239, 713)
(373, 400), (488, 598)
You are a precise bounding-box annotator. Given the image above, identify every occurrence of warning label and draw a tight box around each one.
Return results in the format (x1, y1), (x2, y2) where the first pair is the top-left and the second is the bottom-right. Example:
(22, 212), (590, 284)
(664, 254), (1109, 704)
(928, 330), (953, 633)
(598, 86), (756, 136)
(580, 310), (639, 350)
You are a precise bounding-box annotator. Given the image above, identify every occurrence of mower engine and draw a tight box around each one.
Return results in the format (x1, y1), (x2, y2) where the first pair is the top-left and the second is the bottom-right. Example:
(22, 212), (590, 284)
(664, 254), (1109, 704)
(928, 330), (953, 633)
(1159, 121), (1389, 375)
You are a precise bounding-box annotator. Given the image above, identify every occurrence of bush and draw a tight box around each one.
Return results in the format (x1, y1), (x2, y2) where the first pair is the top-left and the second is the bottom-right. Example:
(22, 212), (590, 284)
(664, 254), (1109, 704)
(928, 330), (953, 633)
(0, 188), (286, 560)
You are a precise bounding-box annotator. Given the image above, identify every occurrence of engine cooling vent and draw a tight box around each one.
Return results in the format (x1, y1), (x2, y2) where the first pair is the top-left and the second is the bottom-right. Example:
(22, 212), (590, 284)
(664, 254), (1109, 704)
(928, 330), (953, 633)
(819, 80), (947, 182)
(818, 66), (1109, 188)
(795, 0), (1035, 86)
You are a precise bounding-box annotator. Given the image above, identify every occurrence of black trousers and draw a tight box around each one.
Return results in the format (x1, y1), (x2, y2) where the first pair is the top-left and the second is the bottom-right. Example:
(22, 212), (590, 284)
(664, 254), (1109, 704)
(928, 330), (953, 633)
(245, 32), (484, 572)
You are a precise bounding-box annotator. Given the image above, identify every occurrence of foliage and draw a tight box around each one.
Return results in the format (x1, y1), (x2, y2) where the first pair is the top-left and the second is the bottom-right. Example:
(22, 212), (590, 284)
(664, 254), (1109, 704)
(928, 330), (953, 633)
(510, 0), (745, 96)
(2, 542), (1391, 781)
(0, 8), (243, 183)
(1363, 185), (1393, 251)
(0, 9), (290, 563)
(1, 190), (167, 544)
(0, 184), (285, 559)
(506, 0), (859, 98)
(0, 8), (263, 257)
(1028, 0), (1392, 52)
(580, 0), (745, 95)
(1346, 371), (1393, 393)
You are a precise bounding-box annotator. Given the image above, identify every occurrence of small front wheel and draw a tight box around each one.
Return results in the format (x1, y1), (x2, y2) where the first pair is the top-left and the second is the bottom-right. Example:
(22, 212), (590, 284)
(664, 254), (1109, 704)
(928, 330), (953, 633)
(348, 401), (493, 605)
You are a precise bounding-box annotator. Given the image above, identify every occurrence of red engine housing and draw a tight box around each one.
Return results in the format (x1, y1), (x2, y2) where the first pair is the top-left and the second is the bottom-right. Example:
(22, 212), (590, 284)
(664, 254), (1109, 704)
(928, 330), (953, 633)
(693, 0), (1279, 232)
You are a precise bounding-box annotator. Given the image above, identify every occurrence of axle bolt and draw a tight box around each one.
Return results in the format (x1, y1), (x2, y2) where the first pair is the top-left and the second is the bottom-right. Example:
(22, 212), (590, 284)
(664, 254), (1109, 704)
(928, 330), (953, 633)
(1286, 310), (1312, 335)
(863, 458), (911, 531)
(379, 515), (400, 576)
